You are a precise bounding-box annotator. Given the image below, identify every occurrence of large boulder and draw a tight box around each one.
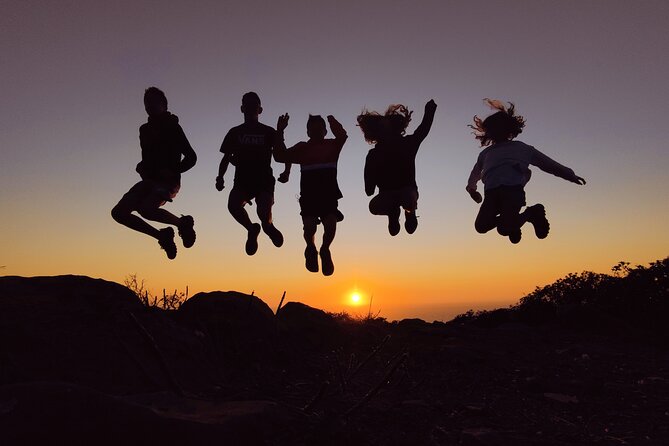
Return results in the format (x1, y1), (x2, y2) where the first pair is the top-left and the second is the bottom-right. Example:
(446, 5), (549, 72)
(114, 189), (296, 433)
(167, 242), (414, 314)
(179, 291), (276, 341)
(0, 275), (216, 394)
(0, 276), (151, 391)
(277, 301), (341, 347)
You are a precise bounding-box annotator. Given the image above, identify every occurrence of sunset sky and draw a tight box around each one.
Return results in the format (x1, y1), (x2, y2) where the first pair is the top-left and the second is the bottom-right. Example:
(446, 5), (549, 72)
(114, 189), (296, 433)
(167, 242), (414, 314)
(2, 0), (668, 320)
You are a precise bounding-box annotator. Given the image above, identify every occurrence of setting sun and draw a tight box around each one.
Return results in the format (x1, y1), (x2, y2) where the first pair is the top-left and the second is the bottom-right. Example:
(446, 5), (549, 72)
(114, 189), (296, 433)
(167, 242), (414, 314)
(350, 292), (363, 306)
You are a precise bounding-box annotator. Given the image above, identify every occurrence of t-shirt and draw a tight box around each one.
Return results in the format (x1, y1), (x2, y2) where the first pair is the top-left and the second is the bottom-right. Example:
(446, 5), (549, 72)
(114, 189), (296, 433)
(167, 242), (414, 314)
(467, 140), (579, 192)
(220, 122), (276, 186)
(137, 112), (196, 187)
(365, 134), (421, 191)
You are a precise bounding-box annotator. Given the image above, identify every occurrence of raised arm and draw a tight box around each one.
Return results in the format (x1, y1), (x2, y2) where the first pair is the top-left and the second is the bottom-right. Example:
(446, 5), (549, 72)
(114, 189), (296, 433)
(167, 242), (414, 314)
(273, 113), (290, 163)
(412, 99), (437, 143)
(327, 115), (348, 146)
(530, 148), (586, 185)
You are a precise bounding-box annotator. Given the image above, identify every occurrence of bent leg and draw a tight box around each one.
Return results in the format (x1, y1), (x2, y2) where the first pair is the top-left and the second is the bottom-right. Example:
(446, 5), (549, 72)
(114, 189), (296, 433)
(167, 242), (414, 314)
(320, 214), (337, 250)
(111, 182), (161, 239)
(474, 198), (498, 234)
(256, 190), (283, 247)
(302, 215), (319, 273)
(227, 188), (254, 230)
(369, 192), (398, 216)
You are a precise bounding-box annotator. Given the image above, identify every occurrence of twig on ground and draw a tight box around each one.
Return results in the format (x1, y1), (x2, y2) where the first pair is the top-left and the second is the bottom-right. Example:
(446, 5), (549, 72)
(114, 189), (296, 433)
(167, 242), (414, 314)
(128, 311), (185, 396)
(345, 353), (408, 417)
(276, 291), (286, 316)
(303, 381), (329, 413)
(346, 334), (391, 384)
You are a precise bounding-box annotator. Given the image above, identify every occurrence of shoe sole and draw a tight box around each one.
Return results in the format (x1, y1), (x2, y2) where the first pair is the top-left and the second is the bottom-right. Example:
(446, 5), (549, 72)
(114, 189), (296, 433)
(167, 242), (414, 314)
(245, 224), (261, 255)
(305, 246), (319, 273)
(178, 216), (196, 248)
(319, 248), (334, 276)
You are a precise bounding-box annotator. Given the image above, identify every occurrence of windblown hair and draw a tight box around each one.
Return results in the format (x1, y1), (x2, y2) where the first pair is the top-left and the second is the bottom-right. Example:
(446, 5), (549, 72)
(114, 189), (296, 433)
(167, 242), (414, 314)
(144, 87), (167, 109)
(357, 104), (413, 144)
(469, 99), (526, 147)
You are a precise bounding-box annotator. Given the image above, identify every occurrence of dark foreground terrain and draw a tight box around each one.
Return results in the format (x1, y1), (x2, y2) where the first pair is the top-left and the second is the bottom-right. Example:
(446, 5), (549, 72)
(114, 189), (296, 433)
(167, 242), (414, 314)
(0, 271), (667, 445)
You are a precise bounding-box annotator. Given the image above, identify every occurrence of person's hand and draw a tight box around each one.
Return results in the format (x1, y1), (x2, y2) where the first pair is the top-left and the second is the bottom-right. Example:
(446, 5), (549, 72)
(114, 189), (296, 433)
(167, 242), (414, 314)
(278, 171), (290, 183)
(425, 99), (437, 114)
(277, 113), (289, 132)
(468, 189), (482, 203)
(215, 176), (225, 191)
(327, 115), (336, 123)
(572, 175), (586, 185)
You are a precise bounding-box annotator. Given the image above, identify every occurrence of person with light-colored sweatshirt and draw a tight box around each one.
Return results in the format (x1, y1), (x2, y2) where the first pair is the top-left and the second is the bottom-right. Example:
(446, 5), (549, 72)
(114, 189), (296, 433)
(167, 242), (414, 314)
(466, 99), (586, 244)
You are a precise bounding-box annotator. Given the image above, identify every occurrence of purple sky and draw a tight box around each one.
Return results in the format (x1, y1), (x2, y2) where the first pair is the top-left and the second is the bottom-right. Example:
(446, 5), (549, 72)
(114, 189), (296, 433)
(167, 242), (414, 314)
(1, 1), (668, 320)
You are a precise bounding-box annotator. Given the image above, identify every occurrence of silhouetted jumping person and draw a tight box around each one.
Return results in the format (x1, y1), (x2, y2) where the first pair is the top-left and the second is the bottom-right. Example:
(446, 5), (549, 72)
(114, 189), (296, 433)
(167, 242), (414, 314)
(216, 92), (289, 255)
(357, 100), (437, 236)
(466, 99), (586, 243)
(274, 113), (347, 276)
(111, 87), (197, 259)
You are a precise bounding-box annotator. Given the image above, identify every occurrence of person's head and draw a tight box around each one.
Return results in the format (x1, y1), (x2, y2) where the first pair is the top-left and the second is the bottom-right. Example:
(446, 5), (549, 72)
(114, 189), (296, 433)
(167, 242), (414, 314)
(357, 111), (385, 144)
(470, 99), (525, 147)
(241, 92), (262, 119)
(357, 104), (412, 145)
(307, 115), (327, 140)
(144, 87), (168, 116)
(384, 104), (412, 137)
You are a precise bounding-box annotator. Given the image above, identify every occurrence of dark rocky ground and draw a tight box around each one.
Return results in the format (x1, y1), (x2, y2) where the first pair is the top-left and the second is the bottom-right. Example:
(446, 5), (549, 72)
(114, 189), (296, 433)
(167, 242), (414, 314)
(0, 275), (667, 445)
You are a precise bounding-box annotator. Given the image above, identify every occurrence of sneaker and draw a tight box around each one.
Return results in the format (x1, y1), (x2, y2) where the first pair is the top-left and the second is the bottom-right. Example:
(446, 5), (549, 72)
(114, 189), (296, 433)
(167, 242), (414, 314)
(508, 229), (522, 244)
(526, 204), (550, 239)
(404, 210), (418, 234)
(305, 245), (319, 273)
(245, 223), (261, 255)
(319, 247), (334, 276)
(178, 215), (196, 248)
(158, 227), (177, 259)
(388, 209), (401, 236)
(265, 224), (284, 247)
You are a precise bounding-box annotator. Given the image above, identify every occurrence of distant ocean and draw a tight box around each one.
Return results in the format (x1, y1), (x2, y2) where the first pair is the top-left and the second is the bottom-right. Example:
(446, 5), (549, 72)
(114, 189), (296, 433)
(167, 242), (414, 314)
(346, 301), (515, 323)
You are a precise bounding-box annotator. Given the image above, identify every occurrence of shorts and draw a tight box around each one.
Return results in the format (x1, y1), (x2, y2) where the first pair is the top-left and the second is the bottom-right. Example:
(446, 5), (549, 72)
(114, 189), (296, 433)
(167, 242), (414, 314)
(475, 185), (526, 234)
(232, 175), (276, 202)
(369, 186), (419, 214)
(481, 185), (526, 214)
(119, 179), (180, 209)
(299, 195), (340, 221)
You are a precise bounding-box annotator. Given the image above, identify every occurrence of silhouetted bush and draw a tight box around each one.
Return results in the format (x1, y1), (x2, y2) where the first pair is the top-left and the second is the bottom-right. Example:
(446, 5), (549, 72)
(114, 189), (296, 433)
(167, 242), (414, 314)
(456, 258), (669, 334)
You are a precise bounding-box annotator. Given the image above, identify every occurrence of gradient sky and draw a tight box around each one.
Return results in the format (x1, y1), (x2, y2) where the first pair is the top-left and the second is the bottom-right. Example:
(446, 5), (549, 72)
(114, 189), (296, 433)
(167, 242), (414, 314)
(2, 0), (668, 320)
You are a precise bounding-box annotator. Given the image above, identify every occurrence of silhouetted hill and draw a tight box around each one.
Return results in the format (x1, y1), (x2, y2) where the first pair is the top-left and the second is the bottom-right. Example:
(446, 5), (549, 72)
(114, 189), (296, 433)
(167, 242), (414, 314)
(0, 261), (667, 445)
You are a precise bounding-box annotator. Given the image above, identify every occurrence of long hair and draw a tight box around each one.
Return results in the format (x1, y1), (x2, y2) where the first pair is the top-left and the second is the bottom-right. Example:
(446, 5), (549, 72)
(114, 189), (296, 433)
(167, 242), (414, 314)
(357, 104), (413, 145)
(469, 99), (525, 147)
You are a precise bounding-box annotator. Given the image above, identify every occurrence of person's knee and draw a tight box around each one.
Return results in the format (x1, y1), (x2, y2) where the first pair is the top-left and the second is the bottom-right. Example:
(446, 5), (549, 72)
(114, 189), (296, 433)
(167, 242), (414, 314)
(474, 220), (491, 234)
(369, 199), (386, 215)
(111, 204), (129, 223)
(497, 218), (518, 236)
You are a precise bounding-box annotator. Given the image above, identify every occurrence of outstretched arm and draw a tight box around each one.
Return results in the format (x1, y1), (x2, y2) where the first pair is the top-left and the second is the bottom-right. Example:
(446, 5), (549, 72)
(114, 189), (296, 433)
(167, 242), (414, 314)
(530, 148), (587, 185)
(412, 99), (437, 143)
